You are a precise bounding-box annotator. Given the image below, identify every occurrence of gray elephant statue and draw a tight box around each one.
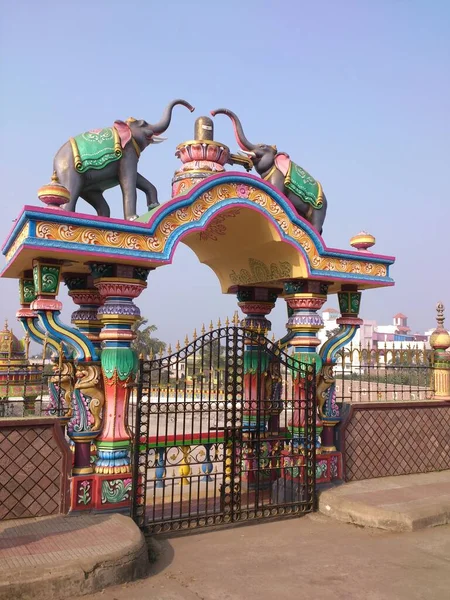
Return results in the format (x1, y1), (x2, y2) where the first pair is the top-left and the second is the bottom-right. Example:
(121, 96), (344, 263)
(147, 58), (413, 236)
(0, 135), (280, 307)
(211, 108), (327, 234)
(53, 99), (195, 220)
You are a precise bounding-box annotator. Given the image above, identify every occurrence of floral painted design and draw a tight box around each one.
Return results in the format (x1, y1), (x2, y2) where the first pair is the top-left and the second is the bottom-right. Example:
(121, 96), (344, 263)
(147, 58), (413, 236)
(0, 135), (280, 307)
(77, 480), (91, 505)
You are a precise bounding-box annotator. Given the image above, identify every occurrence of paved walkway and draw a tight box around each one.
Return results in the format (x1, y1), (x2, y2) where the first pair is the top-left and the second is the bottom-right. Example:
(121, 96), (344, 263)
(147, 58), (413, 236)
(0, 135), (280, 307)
(2, 471), (450, 599)
(319, 469), (450, 531)
(74, 514), (450, 600)
(0, 513), (148, 600)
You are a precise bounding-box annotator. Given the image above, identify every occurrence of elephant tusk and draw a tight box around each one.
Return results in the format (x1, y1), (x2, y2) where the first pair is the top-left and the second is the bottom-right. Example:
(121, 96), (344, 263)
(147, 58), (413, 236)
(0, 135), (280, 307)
(241, 150), (256, 157)
(151, 136), (167, 144)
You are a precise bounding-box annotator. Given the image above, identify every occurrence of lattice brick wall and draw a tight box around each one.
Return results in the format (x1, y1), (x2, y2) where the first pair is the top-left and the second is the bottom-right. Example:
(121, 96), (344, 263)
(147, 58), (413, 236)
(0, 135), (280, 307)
(0, 420), (70, 520)
(342, 403), (450, 481)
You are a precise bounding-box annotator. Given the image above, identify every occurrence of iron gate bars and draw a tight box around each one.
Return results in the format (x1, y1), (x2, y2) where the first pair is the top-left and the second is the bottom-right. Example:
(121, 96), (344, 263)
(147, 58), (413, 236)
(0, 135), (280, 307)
(131, 326), (316, 533)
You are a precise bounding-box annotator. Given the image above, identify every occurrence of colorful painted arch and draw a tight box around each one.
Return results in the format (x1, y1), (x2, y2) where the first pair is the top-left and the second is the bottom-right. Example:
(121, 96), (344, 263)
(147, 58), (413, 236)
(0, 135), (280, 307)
(1, 172), (394, 293)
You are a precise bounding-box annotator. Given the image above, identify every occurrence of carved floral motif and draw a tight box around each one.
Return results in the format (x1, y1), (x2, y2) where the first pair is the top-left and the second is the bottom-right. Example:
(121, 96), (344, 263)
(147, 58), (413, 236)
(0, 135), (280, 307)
(199, 208), (241, 241)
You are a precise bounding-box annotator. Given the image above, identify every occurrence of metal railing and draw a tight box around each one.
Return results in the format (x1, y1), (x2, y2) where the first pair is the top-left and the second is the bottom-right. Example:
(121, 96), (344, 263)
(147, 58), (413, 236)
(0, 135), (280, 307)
(335, 345), (434, 403)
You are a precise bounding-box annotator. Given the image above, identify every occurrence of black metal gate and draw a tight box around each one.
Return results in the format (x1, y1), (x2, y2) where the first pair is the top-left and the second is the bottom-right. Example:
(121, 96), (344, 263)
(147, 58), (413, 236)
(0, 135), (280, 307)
(131, 326), (316, 533)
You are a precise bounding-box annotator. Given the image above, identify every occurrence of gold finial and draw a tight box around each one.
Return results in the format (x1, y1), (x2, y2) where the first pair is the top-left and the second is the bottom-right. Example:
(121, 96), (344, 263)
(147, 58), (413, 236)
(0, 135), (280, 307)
(168, 344), (172, 355)
(126, 117), (137, 123)
(436, 301), (445, 327)
(193, 329), (197, 340)
(233, 311), (239, 326)
(217, 318), (222, 328)
(176, 340), (180, 351)
(201, 323), (206, 334)
(271, 333), (276, 342)
(185, 334), (189, 345)
(51, 171), (59, 183)
(257, 322), (262, 334)
(225, 316), (230, 327)
(209, 320), (214, 331)
(159, 345), (164, 357)
(139, 352), (144, 360)
(149, 348), (154, 360)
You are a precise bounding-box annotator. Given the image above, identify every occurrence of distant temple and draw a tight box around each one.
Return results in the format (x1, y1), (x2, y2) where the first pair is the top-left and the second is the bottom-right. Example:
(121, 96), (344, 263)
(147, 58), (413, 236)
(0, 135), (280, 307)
(0, 320), (41, 415)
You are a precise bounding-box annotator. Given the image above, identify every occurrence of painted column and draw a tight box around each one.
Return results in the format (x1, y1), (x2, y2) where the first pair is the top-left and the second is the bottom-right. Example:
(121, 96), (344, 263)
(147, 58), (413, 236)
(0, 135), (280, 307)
(237, 286), (280, 433)
(63, 273), (103, 356)
(90, 263), (150, 509)
(283, 280), (328, 449)
(430, 302), (450, 401)
(318, 286), (362, 451)
(236, 286), (280, 488)
(17, 271), (63, 359)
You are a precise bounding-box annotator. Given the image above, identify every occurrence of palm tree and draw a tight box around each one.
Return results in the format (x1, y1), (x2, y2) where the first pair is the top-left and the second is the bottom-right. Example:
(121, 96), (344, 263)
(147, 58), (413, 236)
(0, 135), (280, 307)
(131, 318), (166, 359)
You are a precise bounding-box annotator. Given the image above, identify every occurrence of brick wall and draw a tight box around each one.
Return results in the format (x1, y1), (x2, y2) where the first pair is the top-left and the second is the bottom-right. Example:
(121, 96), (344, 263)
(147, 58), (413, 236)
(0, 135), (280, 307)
(339, 402), (450, 482)
(0, 418), (71, 520)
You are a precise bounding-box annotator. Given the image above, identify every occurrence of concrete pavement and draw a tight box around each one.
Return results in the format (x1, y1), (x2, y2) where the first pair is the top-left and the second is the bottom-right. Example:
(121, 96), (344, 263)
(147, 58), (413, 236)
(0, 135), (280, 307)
(319, 469), (450, 531)
(0, 513), (149, 600)
(2, 471), (450, 599)
(72, 513), (450, 600)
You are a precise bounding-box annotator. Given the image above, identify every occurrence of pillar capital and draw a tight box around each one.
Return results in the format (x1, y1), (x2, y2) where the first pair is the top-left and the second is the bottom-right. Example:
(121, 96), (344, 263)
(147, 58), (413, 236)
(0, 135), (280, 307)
(236, 286), (281, 335)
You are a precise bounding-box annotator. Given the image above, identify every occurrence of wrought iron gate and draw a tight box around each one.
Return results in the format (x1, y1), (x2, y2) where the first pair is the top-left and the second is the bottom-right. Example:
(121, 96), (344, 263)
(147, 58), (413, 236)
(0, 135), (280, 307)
(131, 326), (316, 533)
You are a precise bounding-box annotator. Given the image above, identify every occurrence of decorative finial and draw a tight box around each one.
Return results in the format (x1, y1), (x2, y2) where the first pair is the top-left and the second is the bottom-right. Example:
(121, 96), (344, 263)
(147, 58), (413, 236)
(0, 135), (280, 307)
(350, 231), (376, 252)
(225, 316), (230, 327)
(217, 318), (222, 328)
(168, 344), (172, 355)
(38, 172), (70, 209)
(193, 329), (197, 340)
(201, 323), (206, 335)
(176, 340), (180, 351)
(436, 301), (445, 328)
(233, 311), (239, 326)
(430, 301), (450, 353)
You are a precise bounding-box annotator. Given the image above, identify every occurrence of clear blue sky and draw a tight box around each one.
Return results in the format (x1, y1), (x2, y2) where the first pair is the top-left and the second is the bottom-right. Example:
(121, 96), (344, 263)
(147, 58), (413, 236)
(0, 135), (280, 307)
(0, 0), (449, 345)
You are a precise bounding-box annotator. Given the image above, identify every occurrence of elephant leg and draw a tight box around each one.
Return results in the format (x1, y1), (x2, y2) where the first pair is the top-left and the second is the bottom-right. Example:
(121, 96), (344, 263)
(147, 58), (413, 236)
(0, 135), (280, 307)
(119, 170), (138, 220)
(80, 191), (111, 218)
(57, 168), (83, 212)
(136, 172), (159, 209)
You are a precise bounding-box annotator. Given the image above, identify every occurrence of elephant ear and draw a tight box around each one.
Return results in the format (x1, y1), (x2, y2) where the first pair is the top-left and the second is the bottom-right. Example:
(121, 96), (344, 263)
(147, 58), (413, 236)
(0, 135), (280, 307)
(274, 153), (291, 177)
(113, 120), (132, 147)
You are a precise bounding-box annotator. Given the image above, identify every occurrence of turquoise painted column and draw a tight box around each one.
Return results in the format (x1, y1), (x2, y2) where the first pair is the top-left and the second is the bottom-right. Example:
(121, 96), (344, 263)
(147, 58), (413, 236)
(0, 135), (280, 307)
(318, 286), (362, 451)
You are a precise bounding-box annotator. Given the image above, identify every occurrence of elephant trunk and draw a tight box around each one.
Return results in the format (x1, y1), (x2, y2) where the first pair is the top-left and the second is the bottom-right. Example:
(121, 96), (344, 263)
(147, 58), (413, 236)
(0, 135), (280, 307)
(210, 108), (256, 151)
(150, 99), (195, 135)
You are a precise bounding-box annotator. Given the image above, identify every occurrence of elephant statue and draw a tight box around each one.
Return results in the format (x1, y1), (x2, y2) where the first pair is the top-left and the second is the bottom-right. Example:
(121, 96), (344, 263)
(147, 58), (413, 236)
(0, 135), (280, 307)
(53, 99), (195, 220)
(211, 108), (327, 234)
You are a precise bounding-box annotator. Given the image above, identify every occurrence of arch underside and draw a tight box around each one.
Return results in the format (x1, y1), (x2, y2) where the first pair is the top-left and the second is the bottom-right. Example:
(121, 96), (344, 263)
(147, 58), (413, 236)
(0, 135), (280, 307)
(181, 206), (307, 293)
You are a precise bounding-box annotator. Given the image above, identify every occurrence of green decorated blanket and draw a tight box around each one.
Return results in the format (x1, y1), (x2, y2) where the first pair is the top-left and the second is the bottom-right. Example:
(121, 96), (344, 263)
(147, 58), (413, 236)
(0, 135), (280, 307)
(70, 127), (122, 173)
(284, 161), (324, 210)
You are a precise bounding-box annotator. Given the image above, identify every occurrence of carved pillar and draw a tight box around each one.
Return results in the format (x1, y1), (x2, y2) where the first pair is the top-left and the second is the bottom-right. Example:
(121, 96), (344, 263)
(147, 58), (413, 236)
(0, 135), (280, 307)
(90, 263), (150, 509)
(63, 273), (103, 355)
(237, 287), (280, 434)
(318, 286), (362, 451)
(17, 271), (63, 359)
(283, 280), (327, 449)
(30, 259), (98, 362)
(430, 302), (450, 401)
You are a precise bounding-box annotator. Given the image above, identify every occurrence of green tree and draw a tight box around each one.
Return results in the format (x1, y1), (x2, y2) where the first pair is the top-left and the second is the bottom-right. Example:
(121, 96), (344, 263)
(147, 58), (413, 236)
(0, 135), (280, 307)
(131, 318), (166, 359)
(325, 327), (341, 340)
